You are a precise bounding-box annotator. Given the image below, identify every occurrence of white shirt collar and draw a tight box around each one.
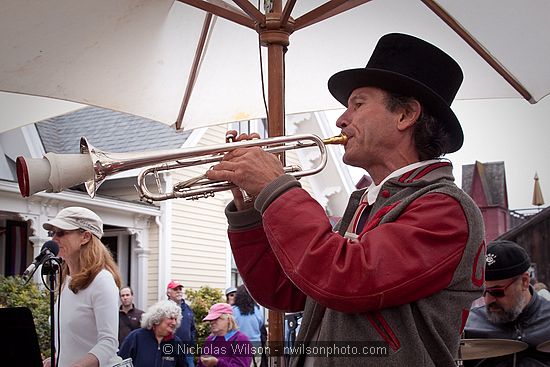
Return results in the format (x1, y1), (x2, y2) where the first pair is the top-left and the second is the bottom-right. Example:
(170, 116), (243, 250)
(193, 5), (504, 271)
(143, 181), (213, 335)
(365, 159), (444, 205)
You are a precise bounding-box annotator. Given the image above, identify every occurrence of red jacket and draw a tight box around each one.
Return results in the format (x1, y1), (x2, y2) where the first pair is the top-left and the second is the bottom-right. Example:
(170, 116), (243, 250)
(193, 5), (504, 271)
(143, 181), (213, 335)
(227, 162), (485, 366)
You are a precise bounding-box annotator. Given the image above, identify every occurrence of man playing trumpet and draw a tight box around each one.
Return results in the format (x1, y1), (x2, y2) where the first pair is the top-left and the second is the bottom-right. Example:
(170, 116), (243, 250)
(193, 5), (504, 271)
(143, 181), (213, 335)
(206, 33), (485, 366)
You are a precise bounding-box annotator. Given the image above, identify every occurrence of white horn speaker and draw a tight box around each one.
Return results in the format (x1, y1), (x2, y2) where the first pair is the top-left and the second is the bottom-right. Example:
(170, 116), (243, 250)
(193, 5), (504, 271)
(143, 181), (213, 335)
(16, 153), (94, 197)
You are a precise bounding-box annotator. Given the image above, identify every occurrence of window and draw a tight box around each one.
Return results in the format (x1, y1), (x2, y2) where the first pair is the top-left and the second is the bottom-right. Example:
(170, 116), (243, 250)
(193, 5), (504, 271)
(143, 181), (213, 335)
(102, 232), (131, 286)
(4, 221), (28, 276)
(230, 118), (267, 138)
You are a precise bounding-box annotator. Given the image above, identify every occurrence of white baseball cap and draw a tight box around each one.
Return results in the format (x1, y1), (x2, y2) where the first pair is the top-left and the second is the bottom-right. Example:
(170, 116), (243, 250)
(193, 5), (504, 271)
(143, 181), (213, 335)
(43, 207), (103, 239)
(225, 286), (237, 296)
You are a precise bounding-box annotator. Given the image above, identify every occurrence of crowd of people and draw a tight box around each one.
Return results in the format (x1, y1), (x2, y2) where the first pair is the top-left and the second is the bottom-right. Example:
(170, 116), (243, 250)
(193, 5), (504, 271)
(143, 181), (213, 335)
(40, 205), (256, 367)
(118, 300), (187, 366)
(116, 283), (263, 367)
(39, 30), (550, 367)
(42, 204), (550, 367)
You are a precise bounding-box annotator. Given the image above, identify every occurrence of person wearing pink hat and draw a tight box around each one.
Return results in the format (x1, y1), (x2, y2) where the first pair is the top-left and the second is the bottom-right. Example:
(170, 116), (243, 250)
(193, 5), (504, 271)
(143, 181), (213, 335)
(197, 303), (253, 367)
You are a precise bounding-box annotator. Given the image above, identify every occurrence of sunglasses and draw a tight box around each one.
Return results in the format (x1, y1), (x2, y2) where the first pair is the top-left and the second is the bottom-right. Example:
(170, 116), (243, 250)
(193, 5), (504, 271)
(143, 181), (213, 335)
(47, 229), (83, 238)
(483, 277), (520, 298)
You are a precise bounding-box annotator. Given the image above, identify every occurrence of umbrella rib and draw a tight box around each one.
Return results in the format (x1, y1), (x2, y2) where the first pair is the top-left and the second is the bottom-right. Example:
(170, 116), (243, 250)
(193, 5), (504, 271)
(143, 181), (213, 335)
(178, 0), (256, 29)
(233, 0), (266, 24)
(421, 0), (534, 103)
(294, 0), (373, 31)
(176, 13), (214, 130)
(281, 0), (297, 27)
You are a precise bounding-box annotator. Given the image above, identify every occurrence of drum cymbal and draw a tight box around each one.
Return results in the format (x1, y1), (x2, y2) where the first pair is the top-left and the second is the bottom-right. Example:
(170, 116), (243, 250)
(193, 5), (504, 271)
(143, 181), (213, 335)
(537, 340), (550, 353)
(459, 339), (528, 360)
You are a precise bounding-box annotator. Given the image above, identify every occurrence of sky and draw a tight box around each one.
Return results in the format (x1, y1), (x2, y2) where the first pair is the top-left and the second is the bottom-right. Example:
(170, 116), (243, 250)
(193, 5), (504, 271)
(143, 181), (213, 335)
(324, 96), (550, 211)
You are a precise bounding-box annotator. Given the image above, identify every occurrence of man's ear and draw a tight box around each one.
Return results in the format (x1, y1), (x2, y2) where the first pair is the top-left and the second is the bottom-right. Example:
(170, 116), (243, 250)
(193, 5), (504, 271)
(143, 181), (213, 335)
(521, 272), (531, 289)
(396, 99), (421, 131)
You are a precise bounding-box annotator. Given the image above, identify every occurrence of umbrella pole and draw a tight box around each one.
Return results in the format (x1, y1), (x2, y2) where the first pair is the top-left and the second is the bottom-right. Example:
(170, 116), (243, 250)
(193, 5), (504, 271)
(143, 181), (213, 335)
(267, 42), (285, 142)
(266, 34), (288, 367)
(264, 4), (287, 366)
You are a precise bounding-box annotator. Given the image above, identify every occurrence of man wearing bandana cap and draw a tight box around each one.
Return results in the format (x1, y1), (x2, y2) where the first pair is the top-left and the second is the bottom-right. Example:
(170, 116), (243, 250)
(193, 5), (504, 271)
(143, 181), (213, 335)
(465, 240), (550, 366)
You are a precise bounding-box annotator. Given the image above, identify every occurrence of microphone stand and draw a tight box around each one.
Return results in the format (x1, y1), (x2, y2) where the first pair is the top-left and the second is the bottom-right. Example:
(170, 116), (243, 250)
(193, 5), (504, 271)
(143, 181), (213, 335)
(42, 257), (60, 367)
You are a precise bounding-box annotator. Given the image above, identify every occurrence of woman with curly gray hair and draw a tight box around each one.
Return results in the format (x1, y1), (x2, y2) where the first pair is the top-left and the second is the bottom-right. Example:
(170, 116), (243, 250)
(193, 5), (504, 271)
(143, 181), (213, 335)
(119, 300), (188, 367)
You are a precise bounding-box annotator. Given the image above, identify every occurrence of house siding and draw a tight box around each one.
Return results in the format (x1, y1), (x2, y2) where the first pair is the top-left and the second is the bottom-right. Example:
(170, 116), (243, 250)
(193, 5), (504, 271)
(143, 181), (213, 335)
(147, 220), (160, 306)
(169, 125), (233, 291)
(167, 124), (319, 293)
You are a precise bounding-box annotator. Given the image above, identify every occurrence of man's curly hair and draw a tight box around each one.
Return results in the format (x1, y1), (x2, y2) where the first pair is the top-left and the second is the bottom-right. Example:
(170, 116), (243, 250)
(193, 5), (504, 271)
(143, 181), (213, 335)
(384, 92), (450, 160)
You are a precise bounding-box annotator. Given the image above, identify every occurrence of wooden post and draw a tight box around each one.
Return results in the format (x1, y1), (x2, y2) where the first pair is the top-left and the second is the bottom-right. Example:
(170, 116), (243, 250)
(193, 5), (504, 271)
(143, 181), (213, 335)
(262, 3), (288, 365)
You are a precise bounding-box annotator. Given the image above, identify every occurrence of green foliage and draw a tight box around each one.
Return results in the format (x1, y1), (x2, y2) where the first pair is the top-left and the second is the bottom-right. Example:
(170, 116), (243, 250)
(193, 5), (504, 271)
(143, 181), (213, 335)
(0, 276), (51, 357)
(185, 285), (224, 344)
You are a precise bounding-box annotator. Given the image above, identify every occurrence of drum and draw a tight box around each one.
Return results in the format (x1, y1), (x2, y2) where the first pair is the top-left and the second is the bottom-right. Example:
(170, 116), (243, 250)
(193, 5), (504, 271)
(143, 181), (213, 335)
(112, 358), (134, 367)
(537, 340), (550, 353)
(458, 338), (528, 360)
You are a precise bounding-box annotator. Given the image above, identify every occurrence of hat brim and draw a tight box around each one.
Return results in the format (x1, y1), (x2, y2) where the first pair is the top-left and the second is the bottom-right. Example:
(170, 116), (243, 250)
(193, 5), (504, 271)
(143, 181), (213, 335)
(485, 261), (530, 281)
(203, 312), (222, 321)
(328, 68), (463, 153)
(43, 219), (81, 232)
(168, 285), (184, 289)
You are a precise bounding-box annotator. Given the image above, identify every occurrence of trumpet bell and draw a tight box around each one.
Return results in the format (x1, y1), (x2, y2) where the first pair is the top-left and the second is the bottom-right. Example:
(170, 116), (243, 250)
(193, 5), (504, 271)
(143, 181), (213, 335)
(16, 153), (94, 197)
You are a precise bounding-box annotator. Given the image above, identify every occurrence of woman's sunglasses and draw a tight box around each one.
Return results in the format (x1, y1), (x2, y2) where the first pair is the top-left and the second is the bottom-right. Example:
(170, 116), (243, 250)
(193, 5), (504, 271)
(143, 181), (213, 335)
(483, 277), (520, 298)
(47, 229), (84, 238)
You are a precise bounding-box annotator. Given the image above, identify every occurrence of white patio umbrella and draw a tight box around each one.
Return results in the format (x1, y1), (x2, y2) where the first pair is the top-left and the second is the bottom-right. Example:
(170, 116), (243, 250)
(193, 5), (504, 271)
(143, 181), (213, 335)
(3, 0), (550, 354)
(533, 173), (545, 207)
(1, 0), (549, 135)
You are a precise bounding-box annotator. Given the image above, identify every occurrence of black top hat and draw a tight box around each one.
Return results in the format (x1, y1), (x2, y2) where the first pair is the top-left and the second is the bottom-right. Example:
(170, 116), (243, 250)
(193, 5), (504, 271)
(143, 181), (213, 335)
(485, 240), (531, 281)
(328, 33), (464, 153)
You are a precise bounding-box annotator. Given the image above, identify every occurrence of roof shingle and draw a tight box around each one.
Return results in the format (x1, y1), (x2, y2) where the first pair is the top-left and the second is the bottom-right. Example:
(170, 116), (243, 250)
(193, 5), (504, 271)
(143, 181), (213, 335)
(36, 106), (192, 154)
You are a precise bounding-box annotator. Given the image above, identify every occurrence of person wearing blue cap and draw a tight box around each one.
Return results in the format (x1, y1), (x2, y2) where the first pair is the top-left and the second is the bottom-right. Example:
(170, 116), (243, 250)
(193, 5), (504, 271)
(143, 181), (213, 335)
(465, 240), (550, 366)
(207, 33), (486, 366)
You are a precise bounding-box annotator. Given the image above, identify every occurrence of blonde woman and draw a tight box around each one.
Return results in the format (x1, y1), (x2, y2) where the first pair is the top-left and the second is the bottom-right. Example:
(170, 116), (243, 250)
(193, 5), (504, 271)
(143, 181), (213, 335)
(42, 207), (122, 367)
(198, 303), (252, 367)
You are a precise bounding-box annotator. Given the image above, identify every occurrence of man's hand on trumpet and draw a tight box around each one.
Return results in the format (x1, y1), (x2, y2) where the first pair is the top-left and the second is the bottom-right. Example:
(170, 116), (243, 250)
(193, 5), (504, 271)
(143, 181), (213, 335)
(206, 130), (285, 211)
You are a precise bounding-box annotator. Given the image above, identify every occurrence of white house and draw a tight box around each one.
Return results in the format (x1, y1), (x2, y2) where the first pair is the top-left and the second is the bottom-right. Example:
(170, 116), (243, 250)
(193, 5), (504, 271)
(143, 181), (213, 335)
(0, 106), (356, 309)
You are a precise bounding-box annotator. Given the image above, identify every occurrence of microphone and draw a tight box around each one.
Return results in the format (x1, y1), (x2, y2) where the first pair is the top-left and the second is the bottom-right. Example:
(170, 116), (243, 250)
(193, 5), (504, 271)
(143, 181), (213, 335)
(22, 240), (60, 280)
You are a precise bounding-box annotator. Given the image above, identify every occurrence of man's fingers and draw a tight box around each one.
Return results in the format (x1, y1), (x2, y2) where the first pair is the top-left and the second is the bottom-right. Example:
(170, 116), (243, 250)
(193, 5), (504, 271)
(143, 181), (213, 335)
(235, 132), (260, 141)
(225, 131), (237, 142)
(211, 160), (240, 172)
(205, 166), (233, 181)
(223, 146), (263, 162)
(225, 129), (260, 143)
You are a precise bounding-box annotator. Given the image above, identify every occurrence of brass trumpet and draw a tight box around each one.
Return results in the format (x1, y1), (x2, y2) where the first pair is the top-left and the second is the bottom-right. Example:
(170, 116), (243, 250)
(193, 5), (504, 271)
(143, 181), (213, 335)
(16, 133), (347, 202)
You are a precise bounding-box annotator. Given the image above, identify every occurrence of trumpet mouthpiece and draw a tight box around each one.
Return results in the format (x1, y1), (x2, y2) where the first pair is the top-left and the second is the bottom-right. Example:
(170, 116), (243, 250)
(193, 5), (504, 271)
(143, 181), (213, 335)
(322, 133), (348, 145)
